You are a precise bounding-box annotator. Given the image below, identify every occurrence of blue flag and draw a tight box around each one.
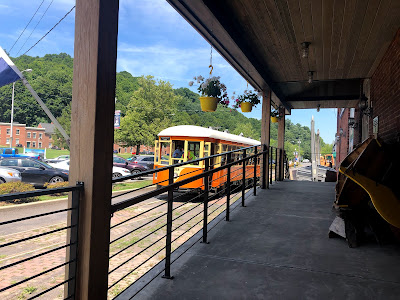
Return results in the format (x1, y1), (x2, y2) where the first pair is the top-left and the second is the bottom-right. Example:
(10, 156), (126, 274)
(0, 47), (22, 88)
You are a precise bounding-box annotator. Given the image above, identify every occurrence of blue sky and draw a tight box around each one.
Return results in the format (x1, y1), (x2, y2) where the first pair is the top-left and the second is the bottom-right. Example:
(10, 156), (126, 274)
(0, 0), (337, 143)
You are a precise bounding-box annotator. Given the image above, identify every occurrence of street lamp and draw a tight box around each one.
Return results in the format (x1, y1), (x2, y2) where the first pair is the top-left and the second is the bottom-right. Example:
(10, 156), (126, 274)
(10, 69), (32, 147)
(297, 139), (301, 161)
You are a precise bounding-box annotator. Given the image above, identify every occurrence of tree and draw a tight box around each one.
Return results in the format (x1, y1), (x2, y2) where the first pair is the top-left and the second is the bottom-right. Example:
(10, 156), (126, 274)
(232, 122), (258, 140)
(115, 76), (179, 153)
(53, 102), (71, 149)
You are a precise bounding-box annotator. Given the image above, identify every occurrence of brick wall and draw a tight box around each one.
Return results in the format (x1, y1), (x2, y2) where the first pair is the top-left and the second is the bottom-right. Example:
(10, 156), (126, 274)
(0, 123), (51, 148)
(370, 28), (400, 143)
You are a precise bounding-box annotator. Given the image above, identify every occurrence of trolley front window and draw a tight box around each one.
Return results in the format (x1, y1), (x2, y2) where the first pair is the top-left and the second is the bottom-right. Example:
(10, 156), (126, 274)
(160, 141), (171, 165)
(187, 141), (200, 165)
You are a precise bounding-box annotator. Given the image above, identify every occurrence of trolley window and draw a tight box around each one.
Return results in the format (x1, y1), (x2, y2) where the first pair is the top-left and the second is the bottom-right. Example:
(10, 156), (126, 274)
(187, 141), (200, 165)
(171, 140), (185, 164)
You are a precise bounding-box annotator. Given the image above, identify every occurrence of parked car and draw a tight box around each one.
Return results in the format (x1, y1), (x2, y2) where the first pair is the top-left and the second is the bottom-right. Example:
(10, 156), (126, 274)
(126, 155), (137, 162)
(112, 166), (131, 178)
(0, 166), (21, 183)
(44, 155), (70, 164)
(113, 155), (149, 174)
(48, 159), (131, 178)
(131, 155), (155, 169)
(16, 144), (23, 148)
(302, 159), (310, 163)
(0, 157), (69, 187)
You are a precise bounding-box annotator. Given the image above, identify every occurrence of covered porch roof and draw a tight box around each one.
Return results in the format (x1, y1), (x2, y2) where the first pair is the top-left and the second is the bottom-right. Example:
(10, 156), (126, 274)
(167, 0), (400, 112)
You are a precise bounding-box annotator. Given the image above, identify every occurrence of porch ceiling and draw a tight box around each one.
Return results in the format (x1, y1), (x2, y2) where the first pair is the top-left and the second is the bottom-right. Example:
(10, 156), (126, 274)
(167, 0), (400, 113)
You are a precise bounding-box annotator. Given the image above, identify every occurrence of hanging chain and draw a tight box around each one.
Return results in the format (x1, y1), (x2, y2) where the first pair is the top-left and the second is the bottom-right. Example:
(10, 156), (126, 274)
(209, 45), (213, 76)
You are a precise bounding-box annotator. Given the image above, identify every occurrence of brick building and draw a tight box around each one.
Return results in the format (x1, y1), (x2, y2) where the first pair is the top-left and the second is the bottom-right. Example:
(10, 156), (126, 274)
(0, 122), (52, 148)
(336, 28), (400, 166)
(113, 144), (155, 155)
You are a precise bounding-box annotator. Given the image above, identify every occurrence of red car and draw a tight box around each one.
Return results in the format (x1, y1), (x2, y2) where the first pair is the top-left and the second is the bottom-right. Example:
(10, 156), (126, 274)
(112, 155), (149, 174)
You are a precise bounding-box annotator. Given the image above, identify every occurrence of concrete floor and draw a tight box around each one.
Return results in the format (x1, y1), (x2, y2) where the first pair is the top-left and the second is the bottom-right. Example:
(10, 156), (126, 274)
(119, 181), (400, 300)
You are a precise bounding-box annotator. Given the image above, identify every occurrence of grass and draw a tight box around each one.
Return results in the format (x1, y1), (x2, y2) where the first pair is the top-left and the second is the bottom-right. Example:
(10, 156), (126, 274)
(18, 286), (37, 299)
(45, 149), (70, 159)
(111, 180), (152, 191)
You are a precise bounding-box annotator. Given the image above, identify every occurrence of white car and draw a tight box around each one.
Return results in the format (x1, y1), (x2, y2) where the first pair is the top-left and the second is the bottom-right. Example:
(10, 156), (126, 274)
(44, 155), (70, 164)
(0, 166), (21, 183)
(48, 160), (131, 178)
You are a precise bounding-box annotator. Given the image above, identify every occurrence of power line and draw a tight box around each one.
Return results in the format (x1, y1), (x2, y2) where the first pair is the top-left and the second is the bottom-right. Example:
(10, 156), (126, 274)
(9, 0), (45, 55)
(16, 0), (54, 56)
(22, 5), (75, 56)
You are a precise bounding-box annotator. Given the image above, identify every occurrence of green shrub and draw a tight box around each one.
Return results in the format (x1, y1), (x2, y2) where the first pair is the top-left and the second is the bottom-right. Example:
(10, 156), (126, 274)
(0, 182), (38, 204)
(44, 181), (70, 197)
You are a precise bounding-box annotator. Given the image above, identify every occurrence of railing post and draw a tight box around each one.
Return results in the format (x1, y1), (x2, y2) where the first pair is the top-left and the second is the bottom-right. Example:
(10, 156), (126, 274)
(242, 149), (246, 207)
(65, 182), (83, 299)
(253, 147), (257, 196)
(275, 147), (278, 182)
(162, 166), (174, 279)
(202, 158), (210, 243)
(226, 152), (231, 221)
(279, 149), (283, 181)
(261, 144), (268, 189)
(270, 147), (273, 185)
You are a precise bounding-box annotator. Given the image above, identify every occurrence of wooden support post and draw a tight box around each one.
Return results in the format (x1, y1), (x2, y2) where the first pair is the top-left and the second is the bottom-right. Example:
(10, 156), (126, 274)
(68, 0), (119, 298)
(277, 106), (285, 181)
(311, 116), (317, 181)
(260, 89), (271, 189)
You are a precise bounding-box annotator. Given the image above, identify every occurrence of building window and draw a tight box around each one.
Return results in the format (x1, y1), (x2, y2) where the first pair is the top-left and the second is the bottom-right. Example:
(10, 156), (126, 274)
(33, 133), (37, 139)
(27, 142), (31, 148)
(49, 143), (52, 148)
(16, 129), (20, 135)
(16, 139), (19, 145)
(6, 129), (10, 135)
(39, 133), (42, 139)
(27, 132), (31, 138)
(39, 142), (42, 148)
(6, 138), (9, 144)
(32, 142), (36, 148)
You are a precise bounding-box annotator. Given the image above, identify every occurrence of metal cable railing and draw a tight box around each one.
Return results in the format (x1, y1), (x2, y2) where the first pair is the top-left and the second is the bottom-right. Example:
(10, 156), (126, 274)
(106, 145), (279, 299)
(0, 183), (83, 300)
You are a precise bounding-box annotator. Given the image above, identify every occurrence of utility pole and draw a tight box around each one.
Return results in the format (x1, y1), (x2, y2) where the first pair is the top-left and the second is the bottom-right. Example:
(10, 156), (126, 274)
(311, 116), (317, 181)
(316, 129), (320, 181)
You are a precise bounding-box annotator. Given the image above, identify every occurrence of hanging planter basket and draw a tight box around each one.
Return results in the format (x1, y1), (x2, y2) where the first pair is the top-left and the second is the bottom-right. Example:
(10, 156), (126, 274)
(271, 116), (279, 123)
(240, 102), (253, 112)
(200, 96), (218, 112)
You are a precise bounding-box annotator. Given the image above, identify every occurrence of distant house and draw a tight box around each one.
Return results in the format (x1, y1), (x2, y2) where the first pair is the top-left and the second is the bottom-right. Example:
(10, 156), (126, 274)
(0, 122), (49, 148)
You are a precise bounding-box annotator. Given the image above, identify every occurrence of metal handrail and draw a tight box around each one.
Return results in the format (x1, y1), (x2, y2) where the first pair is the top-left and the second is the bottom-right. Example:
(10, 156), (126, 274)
(107, 145), (272, 297)
(111, 144), (261, 183)
(111, 151), (263, 213)
(0, 182), (83, 299)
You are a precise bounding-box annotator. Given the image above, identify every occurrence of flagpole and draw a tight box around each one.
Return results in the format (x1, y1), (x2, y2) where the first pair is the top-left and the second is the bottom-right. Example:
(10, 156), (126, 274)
(10, 82), (15, 147)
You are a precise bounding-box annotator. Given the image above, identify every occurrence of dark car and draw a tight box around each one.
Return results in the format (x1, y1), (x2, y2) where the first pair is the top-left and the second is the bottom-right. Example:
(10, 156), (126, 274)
(113, 155), (149, 174)
(0, 157), (69, 187)
(132, 155), (155, 169)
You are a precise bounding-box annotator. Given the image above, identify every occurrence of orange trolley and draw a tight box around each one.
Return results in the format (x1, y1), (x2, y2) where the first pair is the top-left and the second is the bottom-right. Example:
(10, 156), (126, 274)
(153, 125), (261, 191)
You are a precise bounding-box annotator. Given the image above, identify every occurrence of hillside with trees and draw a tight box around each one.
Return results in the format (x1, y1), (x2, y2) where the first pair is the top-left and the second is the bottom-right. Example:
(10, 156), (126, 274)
(0, 53), (332, 159)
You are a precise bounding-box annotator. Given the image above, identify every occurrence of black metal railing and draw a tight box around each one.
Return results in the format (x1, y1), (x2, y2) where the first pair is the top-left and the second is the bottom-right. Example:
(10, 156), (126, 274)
(106, 145), (285, 298)
(0, 183), (83, 300)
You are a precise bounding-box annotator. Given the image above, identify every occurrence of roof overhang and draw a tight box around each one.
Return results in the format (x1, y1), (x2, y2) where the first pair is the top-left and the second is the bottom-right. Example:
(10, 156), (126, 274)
(167, 0), (400, 114)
